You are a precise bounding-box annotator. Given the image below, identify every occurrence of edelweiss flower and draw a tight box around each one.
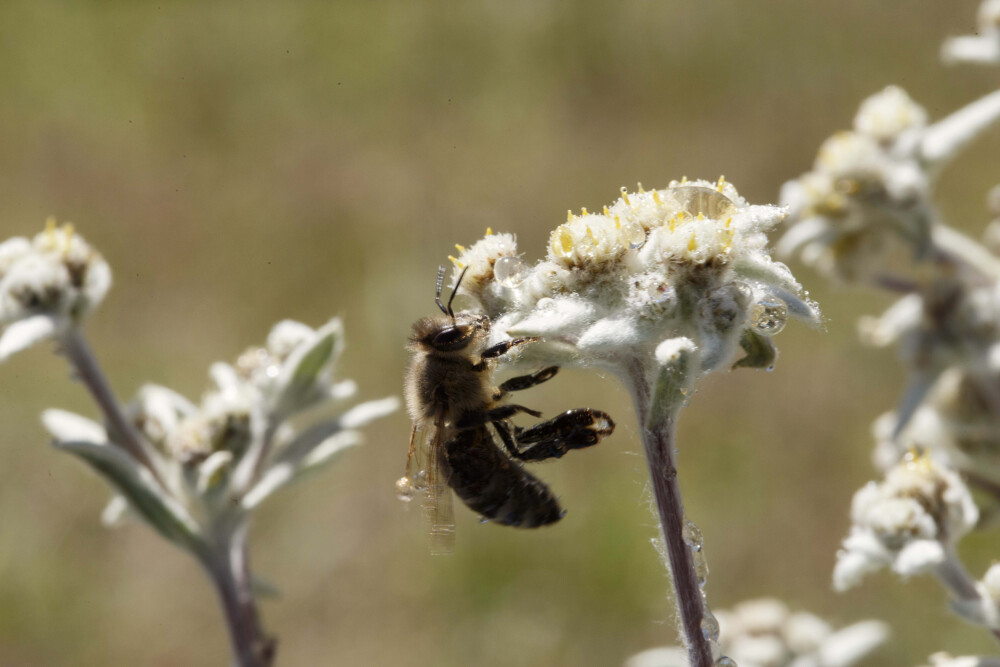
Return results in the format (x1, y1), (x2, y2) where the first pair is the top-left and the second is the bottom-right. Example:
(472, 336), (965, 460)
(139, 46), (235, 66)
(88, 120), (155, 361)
(833, 453), (978, 592)
(42, 318), (398, 544)
(0, 219), (111, 361)
(779, 86), (1000, 283)
(942, 0), (1000, 66)
(625, 598), (888, 667)
(447, 179), (819, 387)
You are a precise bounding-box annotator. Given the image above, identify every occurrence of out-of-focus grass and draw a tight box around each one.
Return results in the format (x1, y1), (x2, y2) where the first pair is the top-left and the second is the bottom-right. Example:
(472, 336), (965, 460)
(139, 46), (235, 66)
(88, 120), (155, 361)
(0, 1), (998, 664)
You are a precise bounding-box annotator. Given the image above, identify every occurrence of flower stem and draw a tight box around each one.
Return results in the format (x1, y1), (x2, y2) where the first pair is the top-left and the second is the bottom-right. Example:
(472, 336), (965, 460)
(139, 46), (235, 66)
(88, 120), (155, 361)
(627, 367), (713, 667)
(200, 524), (275, 667)
(59, 326), (167, 489)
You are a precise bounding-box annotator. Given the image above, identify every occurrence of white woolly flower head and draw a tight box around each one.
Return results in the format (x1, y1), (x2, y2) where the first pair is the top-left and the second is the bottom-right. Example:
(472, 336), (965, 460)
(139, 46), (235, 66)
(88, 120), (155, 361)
(626, 598), (888, 667)
(0, 220), (112, 361)
(853, 86), (929, 144)
(446, 179), (819, 387)
(780, 85), (1000, 283)
(833, 452), (978, 592)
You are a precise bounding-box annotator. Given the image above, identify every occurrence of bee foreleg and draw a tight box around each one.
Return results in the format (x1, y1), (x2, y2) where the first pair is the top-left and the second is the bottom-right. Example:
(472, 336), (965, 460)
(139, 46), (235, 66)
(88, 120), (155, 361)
(474, 337), (540, 369)
(455, 404), (543, 430)
(496, 366), (559, 397)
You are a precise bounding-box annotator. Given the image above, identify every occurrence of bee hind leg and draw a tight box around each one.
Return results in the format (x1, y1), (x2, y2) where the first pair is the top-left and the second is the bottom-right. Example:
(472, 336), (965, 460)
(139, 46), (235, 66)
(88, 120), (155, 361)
(500, 409), (615, 462)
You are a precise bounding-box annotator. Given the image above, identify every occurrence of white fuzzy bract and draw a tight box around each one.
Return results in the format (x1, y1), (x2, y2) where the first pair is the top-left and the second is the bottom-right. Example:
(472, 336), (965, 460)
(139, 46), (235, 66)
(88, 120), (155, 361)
(0, 220), (111, 361)
(833, 453), (978, 592)
(625, 598), (888, 667)
(941, 0), (1000, 66)
(447, 179), (818, 385)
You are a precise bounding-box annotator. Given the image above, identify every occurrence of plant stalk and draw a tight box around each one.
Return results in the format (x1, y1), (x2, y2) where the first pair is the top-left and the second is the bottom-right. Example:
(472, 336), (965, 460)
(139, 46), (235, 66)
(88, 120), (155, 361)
(59, 326), (167, 489)
(201, 523), (275, 667)
(627, 366), (713, 667)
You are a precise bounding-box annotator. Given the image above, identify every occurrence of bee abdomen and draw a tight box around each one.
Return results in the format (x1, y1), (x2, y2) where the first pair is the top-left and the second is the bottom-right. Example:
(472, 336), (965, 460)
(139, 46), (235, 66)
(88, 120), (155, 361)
(443, 427), (563, 528)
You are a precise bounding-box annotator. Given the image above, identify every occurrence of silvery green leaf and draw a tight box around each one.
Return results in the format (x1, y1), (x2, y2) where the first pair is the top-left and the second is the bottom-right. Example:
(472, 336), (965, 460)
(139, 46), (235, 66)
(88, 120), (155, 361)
(0, 314), (59, 361)
(733, 329), (777, 370)
(339, 396), (400, 429)
(54, 439), (202, 549)
(894, 371), (939, 436)
(920, 89), (1000, 170)
(251, 574), (281, 599)
(101, 495), (130, 527)
(274, 397), (397, 466)
(41, 408), (106, 443)
(242, 431), (361, 510)
(770, 287), (822, 327)
(196, 450), (234, 494)
(273, 318), (344, 414)
(648, 337), (696, 429)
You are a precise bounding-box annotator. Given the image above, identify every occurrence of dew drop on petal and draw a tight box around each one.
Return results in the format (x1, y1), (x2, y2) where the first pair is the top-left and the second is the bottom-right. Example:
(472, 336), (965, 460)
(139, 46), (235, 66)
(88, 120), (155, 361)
(682, 520), (704, 552)
(667, 186), (737, 220)
(715, 657), (737, 667)
(701, 610), (721, 641)
(494, 256), (528, 288)
(395, 476), (416, 502)
(622, 220), (646, 249)
(750, 298), (788, 335)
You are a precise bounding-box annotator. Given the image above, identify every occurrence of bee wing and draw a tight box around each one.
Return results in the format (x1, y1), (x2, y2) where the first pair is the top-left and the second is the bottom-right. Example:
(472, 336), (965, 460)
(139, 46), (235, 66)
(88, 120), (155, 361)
(423, 428), (455, 555)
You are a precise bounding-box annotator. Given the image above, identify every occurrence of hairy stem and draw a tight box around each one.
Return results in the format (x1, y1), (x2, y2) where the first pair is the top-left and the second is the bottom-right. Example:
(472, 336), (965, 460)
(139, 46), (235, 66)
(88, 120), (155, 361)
(626, 365), (713, 667)
(201, 523), (275, 667)
(59, 326), (167, 488)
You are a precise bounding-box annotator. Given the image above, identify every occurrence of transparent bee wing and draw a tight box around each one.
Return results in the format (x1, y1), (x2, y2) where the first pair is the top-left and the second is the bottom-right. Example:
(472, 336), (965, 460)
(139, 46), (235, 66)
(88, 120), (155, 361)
(424, 428), (455, 555)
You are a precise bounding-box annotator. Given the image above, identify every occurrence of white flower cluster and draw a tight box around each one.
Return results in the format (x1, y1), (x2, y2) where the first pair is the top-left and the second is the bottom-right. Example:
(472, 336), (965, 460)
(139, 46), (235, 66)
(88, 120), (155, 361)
(942, 0), (1000, 66)
(779, 86), (1000, 283)
(625, 598), (888, 667)
(833, 453), (978, 592)
(43, 318), (397, 544)
(0, 219), (111, 361)
(447, 180), (819, 385)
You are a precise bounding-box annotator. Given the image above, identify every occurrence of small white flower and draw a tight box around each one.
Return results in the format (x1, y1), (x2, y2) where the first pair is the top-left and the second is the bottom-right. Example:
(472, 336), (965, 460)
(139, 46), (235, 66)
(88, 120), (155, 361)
(854, 86), (929, 144)
(0, 220), (112, 361)
(833, 453), (978, 591)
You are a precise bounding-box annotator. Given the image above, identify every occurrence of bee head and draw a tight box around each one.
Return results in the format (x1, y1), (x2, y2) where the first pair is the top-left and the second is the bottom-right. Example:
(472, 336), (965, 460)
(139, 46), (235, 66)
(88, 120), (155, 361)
(411, 267), (490, 353)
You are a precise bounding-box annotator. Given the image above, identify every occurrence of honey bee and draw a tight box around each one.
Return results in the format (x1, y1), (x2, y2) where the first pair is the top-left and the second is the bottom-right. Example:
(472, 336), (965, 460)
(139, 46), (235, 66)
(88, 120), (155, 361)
(400, 267), (615, 553)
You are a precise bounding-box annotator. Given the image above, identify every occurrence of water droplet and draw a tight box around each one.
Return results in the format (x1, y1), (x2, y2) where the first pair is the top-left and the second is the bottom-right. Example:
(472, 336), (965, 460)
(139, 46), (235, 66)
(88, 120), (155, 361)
(576, 234), (596, 258)
(666, 186), (737, 220)
(413, 469), (429, 490)
(479, 516), (490, 524)
(750, 298), (788, 335)
(701, 610), (720, 641)
(622, 221), (646, 249)
(682, 520), (704, 552)
(692, 549), (709, 587)
(494, 256), (528, 288)
(715, 657), (737, 667)
(395, 476), (416, 502)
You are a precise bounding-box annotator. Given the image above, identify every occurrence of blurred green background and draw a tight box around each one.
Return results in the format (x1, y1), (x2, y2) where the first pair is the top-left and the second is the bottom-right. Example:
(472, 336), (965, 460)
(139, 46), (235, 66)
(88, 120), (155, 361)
(0, 1), (998, 665)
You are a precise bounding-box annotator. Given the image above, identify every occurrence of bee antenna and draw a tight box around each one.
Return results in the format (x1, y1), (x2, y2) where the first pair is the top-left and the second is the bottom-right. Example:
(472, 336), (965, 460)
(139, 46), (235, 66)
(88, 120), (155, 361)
(446, 267), (469, 319)
(434, 266), (449, 315)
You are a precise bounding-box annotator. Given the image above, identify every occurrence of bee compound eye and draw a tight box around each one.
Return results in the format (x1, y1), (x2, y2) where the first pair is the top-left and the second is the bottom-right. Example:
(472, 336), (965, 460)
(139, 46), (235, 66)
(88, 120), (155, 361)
(432, 326), (470, 348)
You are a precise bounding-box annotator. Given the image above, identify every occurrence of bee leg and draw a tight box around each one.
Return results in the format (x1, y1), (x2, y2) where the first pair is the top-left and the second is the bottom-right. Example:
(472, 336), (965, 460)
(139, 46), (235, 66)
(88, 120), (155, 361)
(495, 366), (559, 398)
(455, 404), (543, 430)
(491, 420), (521, 458)
(512, 409), (615, 462)
(473, 337), (540, 370)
